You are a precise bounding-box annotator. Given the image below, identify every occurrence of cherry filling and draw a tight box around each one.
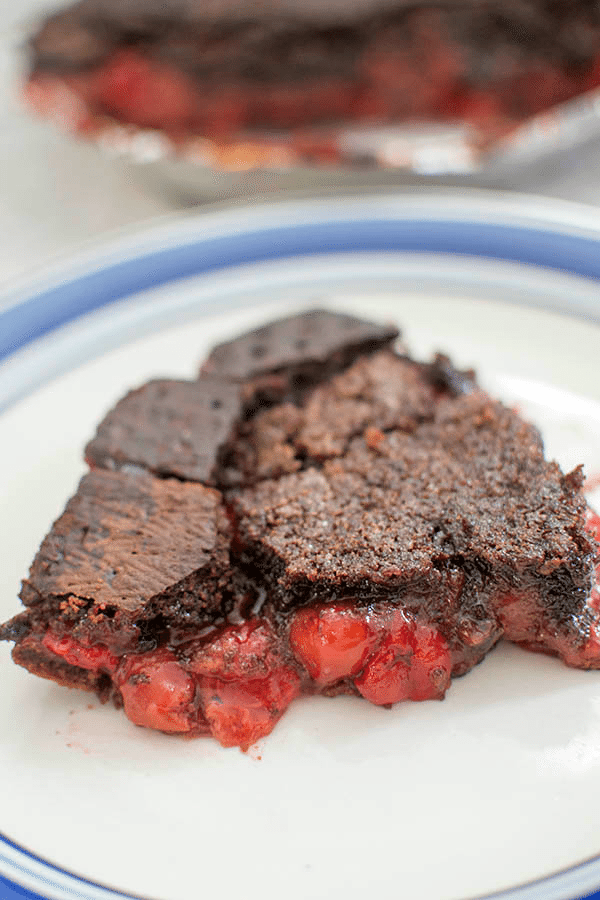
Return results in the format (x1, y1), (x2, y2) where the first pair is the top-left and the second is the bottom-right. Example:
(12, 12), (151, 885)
(187, 622), (301, 749)
(39, 510), (600, 749)
(42, 604), (457, 749)
(197, 672), (301, 750)
(354, 615), (452, 705)
(586, 509), (600, 546)
(43, 630), (119, 672)
(117, 651), (197, 734)
(289, 604), (377, 685)
(186, 621), (282, 680)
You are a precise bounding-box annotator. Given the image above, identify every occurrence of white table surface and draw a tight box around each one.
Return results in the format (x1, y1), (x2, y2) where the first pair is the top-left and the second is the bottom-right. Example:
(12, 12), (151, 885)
(0, 2), (174, 288)
(2, 0), (600, 289)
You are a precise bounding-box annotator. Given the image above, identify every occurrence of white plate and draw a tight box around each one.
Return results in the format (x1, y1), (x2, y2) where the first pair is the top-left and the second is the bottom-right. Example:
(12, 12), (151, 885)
(1, 191), (600, 900)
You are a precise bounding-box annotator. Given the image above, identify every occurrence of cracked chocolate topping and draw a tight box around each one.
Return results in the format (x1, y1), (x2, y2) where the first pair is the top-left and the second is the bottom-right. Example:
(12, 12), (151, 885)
(232, 389), (592, 621)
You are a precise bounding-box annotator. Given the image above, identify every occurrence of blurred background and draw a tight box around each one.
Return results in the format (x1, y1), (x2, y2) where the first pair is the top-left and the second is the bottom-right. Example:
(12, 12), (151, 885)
(4, 0), (600, 287)
(0, 1), (174, 285)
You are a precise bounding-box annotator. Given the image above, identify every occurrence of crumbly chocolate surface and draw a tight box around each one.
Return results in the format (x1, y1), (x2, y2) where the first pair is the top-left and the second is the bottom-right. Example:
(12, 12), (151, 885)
(232, 390), (593, 613)
(222, 350), (440, 482)
(85, 377), (243, 484)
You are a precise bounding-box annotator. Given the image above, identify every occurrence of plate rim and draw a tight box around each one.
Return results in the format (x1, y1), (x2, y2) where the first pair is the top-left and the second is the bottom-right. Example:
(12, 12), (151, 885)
(2, 187), (600, 367)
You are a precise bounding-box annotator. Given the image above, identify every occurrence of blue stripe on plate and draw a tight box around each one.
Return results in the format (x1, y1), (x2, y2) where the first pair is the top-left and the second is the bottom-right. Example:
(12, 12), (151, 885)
(1, 876), (48, 900)
(1, 218), (600, 364)
(0, 833), (146, 900)
(2, 211), (600, 900)
(3, 838), (600, 900)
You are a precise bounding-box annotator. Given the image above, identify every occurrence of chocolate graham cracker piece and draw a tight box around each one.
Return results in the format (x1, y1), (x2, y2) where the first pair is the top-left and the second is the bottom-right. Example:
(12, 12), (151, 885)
(201, 309), (400, 401)
(85, 377), (244, 484)
(20, 468), (230, 613)
(2, 469), (233, 656)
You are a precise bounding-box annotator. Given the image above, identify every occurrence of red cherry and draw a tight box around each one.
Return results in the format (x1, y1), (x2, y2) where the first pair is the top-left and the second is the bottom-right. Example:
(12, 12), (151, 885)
(408, 623), (453, 701)
(354, 636), (412, 705)
(355, 616), (451, 705)
(188, 621), (279, 680)
(198, 666), (301, 750)
(116, 650), (196, 734)
(289, 604), (377, 684)
(90, 50), (198, 129)
(43, 629), (118, 673)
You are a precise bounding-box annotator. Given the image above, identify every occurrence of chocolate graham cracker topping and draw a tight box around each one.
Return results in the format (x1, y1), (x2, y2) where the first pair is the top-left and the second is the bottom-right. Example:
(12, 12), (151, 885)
(19, 469), (230, 615)
(201, 308), (400, 382)
(85, 377), (244, 484)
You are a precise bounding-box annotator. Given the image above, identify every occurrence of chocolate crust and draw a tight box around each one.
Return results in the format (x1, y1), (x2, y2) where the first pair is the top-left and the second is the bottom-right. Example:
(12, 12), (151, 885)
(12, 636), (113, 699)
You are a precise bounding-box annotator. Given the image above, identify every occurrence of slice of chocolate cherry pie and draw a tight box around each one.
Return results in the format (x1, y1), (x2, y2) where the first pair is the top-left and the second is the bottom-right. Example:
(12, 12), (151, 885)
(1, 309), (598, 750)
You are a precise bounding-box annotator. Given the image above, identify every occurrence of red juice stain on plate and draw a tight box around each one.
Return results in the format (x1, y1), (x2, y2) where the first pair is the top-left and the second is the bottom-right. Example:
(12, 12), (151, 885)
(585, 473), (600, 493)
